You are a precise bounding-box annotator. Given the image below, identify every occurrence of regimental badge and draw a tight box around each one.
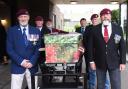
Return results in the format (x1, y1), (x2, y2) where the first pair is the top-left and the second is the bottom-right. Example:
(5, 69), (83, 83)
(114, 34), (121, 44)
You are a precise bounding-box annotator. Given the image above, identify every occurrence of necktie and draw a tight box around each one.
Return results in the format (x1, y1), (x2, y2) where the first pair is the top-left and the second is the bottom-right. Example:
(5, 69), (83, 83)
(81, 27), (84, 34)
(104, 25), (109, 43)
(23, 28), (28, 46)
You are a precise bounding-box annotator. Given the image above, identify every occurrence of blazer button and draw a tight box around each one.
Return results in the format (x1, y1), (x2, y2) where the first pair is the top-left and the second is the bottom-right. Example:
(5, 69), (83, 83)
(106, 52), (107, 54)
(106, 45), (107, 47)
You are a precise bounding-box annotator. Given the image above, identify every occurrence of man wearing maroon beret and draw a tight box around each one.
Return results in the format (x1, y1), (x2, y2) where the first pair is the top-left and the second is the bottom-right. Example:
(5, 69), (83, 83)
(7, 9), (41, 89)
(34, 16), (48, 71)
(88, 8), (126, 89)
(86, 14), (110, 89)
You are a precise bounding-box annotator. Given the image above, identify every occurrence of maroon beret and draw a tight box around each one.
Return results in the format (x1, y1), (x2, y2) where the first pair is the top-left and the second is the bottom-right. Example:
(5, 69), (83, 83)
(47, 19), (52, 22)
(16, 9), (29, 17)
(91, 14), (99, 20)
(100, 8), (112, 16)
(35, 16), (43, 21)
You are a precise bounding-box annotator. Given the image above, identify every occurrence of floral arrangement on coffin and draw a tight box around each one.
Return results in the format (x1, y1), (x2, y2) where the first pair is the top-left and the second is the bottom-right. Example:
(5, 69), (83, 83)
(44, 33), (83, 63)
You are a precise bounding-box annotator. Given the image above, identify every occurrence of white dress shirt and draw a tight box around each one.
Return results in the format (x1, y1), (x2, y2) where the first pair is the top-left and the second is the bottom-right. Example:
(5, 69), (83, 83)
(81, 26), (86, 32)
(20, 25), (29, 66)
(11, 25), (32, 89)
(102, 23), (112, 38)
(20, 25), (29, 37)
(37, 27), (42, 31)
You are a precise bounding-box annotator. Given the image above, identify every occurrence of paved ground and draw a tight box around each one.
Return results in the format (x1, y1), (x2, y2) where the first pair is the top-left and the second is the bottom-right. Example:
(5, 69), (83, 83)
(0, 61), (128, 89)
(0, 64), (11, 89)
(0, 63), (28, 89)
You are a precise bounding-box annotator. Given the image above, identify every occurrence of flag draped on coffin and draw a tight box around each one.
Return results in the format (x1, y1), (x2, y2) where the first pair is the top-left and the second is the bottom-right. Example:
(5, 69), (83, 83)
(44, 33), (82, 63)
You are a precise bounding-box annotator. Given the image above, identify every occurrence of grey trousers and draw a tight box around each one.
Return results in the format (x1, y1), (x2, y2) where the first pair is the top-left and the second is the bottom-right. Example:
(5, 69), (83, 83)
(96, 68), (121, 89)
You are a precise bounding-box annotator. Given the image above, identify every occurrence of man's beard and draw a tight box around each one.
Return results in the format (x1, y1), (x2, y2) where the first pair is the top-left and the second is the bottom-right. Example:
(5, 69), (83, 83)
(19, 21), (28, 27)
(47, 25), (52, 28)
(102, 20), (110, 26)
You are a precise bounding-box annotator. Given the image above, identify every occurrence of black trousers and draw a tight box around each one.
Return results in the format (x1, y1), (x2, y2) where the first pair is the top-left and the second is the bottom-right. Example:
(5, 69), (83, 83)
(76, 53), (89, 74)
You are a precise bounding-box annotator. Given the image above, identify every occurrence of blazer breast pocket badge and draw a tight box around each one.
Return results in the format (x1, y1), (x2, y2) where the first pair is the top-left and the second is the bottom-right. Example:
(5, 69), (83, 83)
(114, 34), (121, 44)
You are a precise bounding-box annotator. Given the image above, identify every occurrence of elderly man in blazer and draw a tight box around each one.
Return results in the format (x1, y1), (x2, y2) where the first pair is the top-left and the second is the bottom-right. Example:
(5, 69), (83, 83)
(88, 8), (126, 89)
(87, 14), (110, 89)
(6, 9), (41, 89)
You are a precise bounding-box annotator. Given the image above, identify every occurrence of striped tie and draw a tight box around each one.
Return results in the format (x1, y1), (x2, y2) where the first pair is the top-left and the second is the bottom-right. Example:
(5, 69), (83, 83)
(23, 28), (28, 46)
(104, 25), (109, 43)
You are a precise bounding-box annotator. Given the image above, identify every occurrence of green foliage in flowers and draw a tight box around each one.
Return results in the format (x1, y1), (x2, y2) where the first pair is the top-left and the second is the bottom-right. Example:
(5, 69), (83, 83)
(44, 33), (82, 43)
(44, 33), (82, 63)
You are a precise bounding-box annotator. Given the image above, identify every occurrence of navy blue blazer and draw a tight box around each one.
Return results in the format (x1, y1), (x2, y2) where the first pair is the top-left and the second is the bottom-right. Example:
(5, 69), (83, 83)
(6, 25), (41, 74)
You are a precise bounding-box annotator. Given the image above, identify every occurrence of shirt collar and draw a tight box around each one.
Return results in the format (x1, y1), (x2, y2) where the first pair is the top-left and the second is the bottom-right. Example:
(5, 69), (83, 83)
(102, 22), (111, 28)
(81, 27), (86, 32)
(81, 26), (86, 29)
(20, 25), (29, 34)
(20, 25), (29, 31)
(37, 27), (42, 31)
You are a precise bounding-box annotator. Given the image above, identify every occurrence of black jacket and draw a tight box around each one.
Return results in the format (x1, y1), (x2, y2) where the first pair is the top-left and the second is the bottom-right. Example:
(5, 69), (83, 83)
(88, 23), (126, 70)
